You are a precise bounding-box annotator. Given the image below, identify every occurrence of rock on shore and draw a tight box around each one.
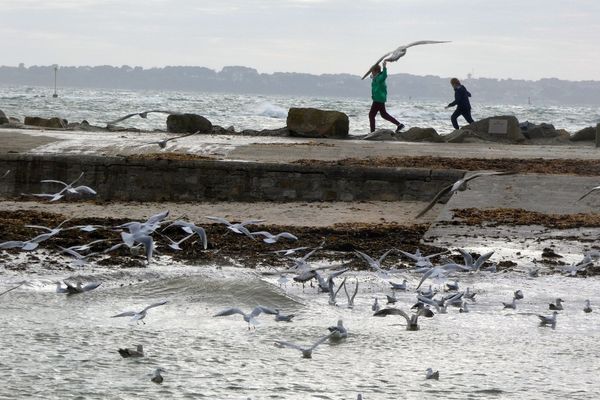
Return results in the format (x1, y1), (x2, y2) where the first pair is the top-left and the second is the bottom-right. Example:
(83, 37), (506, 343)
(287, 108), (349, 138)
(24, 116), (68, 129)
(167, 113), (212, 134)
(0, 110), (8, 125)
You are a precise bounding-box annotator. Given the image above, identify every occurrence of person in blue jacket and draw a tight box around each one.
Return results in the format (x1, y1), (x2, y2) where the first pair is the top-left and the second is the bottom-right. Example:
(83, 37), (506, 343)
(369, 61), (404, 133)
(446, 78), (474, 129)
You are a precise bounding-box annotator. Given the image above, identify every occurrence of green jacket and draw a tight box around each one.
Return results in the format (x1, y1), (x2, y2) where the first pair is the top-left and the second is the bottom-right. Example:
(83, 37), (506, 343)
(371, 67), (388, 103)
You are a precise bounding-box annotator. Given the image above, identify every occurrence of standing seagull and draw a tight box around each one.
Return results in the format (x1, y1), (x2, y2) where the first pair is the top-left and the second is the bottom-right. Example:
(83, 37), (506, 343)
(538, 311), (558, 329)
(361, 41), (451, 80)
(111, 300), (168, 324)
(416, 171), (516, 218)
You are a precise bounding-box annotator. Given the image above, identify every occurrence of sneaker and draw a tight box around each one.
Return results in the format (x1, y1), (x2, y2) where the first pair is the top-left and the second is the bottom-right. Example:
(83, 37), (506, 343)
(395, 123), (405, 133)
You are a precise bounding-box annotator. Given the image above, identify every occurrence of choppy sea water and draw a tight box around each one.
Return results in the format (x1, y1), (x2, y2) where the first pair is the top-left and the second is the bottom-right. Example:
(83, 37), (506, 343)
(1, 85), (600, 135)
(1, 262), (599, 399)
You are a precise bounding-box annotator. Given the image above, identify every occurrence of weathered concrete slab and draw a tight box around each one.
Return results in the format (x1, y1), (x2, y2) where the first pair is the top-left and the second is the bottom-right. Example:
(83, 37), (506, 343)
(0, 154), (464, 203)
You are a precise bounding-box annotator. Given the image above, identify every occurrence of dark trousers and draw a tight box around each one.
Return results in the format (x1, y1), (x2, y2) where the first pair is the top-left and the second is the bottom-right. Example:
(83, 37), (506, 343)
(451, 108), (474, 129)
(369, 101), (401, 132)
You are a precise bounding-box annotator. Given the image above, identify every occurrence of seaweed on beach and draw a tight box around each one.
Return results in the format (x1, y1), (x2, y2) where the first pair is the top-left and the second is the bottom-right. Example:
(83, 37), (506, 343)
(0, 210), (445, 271)
(294, 156), (600, 176)
(450, 207), (600, 229)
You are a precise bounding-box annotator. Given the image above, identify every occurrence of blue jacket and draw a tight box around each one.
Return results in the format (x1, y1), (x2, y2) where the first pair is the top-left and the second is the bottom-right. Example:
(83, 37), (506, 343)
(448, 85), (471, 111)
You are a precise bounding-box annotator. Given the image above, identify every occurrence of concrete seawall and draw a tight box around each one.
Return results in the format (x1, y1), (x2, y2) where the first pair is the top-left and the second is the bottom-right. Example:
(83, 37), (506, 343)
(0, 154), (464, 202)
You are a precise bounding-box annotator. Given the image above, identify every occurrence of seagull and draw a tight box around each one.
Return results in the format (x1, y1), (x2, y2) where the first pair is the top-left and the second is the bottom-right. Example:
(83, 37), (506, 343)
(373, 307), (434, 331)
(57, 280), (101, 295)
(58, 246), (98, 268)
(514, 290), (524, 300)
(274, 333), (332, 358)
(145, 130), (199, 149)
(389, 279), (408, 291)
(328, 276), (347, 306)
(549, 298), (564, 311)
(538, 311), (558, 329)
(1, 219), (71, 251)
(213, 306), (277, 329)
(416, 171), (516, 218)
(62, 239), (107, 253)
(206, 216), (265, 239)
(397, 248), (448, 269)
(271, 246), (312, 257)
(560, 260), (593, 276)
(33, 172), (96, 201)
(361, 40), (451, 80)
(316, 268), (349, 293)
(250, 231), (298, 244)
(111, 300), (168, 324)
(65, 224), (107, 233)
(425, 368), (440, 380)
(416, 264), (470, 289)
(502, 298), (517, 309)
(150, 368), (165, 384)
(120, 231), (154, 263)
(354, 249), (395, 278)
(328, 319), (348, 342)
(118, 210), (169, 236)
(1, 170), (10, 179)
(418, 285), (435, 298)
(118, 345), (144, 358)
(160, 232), (195, 251)
(578, 185), (600, 201)
(416, 294), (447, 314)
(162, 220), (208, 249)
(528, 267), (540, 278)
(456, 249), (495, 272)
(446, 281), (459, 291)
(584, 300), (592, 313)
(107, 110), (181, 126)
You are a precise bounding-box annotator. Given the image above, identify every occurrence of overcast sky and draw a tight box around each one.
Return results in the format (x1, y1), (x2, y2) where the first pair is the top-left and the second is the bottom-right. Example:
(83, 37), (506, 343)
(2, 0), (599, 81)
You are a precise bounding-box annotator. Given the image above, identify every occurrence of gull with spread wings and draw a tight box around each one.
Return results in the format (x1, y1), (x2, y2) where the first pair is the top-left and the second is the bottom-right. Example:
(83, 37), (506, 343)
(361, 41), (450, 80)
(416, 171), (516, 218)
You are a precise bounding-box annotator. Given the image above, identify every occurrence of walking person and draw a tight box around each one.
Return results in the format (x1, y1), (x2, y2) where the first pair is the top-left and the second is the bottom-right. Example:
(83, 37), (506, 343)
(368, 61), (404, 133)
(446, 78), (474, 129)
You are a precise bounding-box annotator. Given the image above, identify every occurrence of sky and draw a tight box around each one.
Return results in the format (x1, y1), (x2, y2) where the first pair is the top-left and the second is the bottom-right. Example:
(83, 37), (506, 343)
(1, 0), (600, 81)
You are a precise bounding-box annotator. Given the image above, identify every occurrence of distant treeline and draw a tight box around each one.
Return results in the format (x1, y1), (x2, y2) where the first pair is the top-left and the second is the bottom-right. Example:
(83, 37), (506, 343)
(1, 64), (600, 106)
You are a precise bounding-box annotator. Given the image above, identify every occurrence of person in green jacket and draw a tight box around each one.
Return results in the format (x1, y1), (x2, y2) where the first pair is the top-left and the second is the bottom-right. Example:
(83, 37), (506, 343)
(369, 60), (404, 133)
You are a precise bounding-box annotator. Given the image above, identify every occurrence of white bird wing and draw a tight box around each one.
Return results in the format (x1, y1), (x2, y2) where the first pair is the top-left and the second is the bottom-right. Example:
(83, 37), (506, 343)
(0, 240), (27, 249)
(309, 333), (333, 350)
(250, 231), (272, 238)
(578, 186), (600, 201)
(402, 40), (451, 49)
(40, 179), (69, 187)
(474, 251), (495, 269)
(416, 268), (438, 289)
(361, 51), (393, 80)
(377, 248), (395, 264)
(397, 249), (419, 261)
(416, 184), (454, 218)
(213, 307), (245, 317)
(275, 340), (305, 351)
(58, 246), (85, 259)
(257, 306), (278, 315)
(276, 232), (298, 241)
(142, 300), (168, 312)
(355, 250), (376, 266)
(457, 248), (474, 266)
(240, 219), (266, 227)
(24, 224), (53, 232)
(373, 308), (410, 323)
(81, 282), (101, 292)
(72, 185), (97, 195)
(146, 210), (169, 225)
(112, 311), (136, 318)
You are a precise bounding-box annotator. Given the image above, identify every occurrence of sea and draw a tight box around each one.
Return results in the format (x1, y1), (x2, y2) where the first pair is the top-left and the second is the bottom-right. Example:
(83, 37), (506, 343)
(1, 85), (600, 135)
(1, 85), (600, 399)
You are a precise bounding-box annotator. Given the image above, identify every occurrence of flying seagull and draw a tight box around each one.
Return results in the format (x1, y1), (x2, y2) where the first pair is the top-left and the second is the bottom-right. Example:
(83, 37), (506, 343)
(250, 231), (298, 244)
(162, 220), (208, 249)
(361, 41), (450, 80)
(145, 130), (199, 149)
(416, 171), (516, 218)
(107, 110), (181, 126)
(274, 333), (332, 358)
(213, 306), (277, 329)
(206, 216), (265, 239)
(111, 300), (168, 324)
(57, 280), (101, 295)
(373, 307), (434, 331)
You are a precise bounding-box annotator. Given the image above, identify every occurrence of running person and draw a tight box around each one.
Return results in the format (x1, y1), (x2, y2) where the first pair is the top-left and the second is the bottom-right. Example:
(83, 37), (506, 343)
(446, 78), (474, 129)
(368, 61), (404, 133)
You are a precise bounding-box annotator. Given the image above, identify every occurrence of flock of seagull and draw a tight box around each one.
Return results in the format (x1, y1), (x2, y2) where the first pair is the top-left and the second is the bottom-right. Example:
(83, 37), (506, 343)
(1, 166), (600, 395)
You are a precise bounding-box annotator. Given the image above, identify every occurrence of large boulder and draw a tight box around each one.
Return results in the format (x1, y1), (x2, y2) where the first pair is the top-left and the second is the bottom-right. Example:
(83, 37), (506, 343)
(287, 107), (349, 138)
(520, 122), (559, 139)
(0, 110), (8, 125)
(570, 126), (595, 142)
(167, 113), (212, 133)
(445, 115), (525, 143)
(24, 116), (68, 128)
(397, 127), (443, 142)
